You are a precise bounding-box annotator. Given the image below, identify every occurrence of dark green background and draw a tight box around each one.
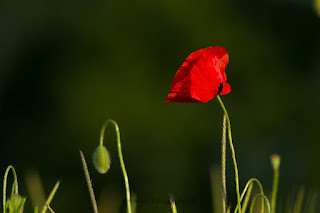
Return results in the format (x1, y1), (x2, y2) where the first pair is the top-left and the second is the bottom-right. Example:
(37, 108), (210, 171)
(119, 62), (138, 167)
(1, 0), (319, 212)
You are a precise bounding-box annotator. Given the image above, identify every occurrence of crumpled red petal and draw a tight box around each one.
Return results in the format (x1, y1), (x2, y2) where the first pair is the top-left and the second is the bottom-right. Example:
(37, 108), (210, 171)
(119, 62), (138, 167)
(165, 46), (231, 103)
(220, 83), (231, 95)
(165, 47), (209, 102)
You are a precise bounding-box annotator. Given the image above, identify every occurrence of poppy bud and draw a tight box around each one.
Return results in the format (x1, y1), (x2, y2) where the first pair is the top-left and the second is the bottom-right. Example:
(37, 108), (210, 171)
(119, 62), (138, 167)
(270, 154), (281, 170)
(7, 194), (26, 213)
(93, 146), (111, 174)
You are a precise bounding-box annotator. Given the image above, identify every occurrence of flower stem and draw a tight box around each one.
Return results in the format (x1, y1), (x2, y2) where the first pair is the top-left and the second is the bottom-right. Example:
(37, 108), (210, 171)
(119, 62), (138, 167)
(234, 178), (265, 213)
(271, 171), (279, 213)
(241, 182), (253, 213)
(270, 155), (280, 213)
(216, 95), (242, 213)
(222, 114), (227, 213)
(3, 165), (19, 212)
(100, 120), (132, 213)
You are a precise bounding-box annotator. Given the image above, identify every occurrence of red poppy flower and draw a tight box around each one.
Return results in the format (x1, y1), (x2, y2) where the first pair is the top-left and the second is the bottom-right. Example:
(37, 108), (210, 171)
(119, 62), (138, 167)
(165, 46), (231, 103)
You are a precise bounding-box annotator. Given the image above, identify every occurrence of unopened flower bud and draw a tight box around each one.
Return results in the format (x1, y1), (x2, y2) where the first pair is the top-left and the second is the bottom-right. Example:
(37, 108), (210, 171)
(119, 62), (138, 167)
(7, 194), (25, 213)
(270, 154), (281, 170)
(93, 146), (111, 174)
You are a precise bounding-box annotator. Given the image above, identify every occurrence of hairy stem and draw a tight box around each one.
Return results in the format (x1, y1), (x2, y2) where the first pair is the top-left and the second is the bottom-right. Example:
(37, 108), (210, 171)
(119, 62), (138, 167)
(216, 95), (241, 213)
(80, 151), (99, 213)
(222, 114), (227, 213)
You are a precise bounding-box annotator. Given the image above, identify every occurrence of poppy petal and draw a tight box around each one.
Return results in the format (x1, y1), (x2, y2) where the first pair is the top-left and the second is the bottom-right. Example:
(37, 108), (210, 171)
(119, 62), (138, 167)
(191, 46), (228, 85)
(189, 47), (225, 102)
(190, 73), (219, 103)
(165, 47), (209, 102)
(220, 83), (231, 95)
(168, 47), (209, 90)
(210, 46), (229, 71)
(165, 75), (194, 102)
(165, 92), (198, 102)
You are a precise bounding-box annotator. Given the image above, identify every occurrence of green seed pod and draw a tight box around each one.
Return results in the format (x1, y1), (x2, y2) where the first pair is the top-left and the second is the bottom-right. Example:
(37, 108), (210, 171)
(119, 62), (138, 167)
(93, 146), (111, 174)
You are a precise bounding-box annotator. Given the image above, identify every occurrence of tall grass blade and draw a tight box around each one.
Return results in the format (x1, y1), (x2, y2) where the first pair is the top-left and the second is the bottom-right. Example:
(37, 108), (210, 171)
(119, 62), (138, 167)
(293, 187), (304, 213)
(40, 181), (60, 213)
(170, 196), (178, 213)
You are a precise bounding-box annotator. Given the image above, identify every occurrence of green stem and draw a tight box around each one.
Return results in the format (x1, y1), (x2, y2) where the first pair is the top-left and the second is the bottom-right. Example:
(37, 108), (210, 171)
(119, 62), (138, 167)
(250, 194), (271, 213)
(234, 178), (265, 213)
(241, 182), (253, 213)
(216, 95), (241, 213)
(100, 120), (132, 213)
(3, 165), (19, 212)
(80, 151), (99, 213)
(271, 166), (279, 213)
(99, 122), (106, 147)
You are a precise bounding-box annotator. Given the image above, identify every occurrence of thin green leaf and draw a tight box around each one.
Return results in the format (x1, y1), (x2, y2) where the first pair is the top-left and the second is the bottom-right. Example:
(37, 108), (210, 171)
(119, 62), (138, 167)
(170, 195), (178, 213)
(40, 181), (60, 213)
(13, 197), (26, 213)
(45, 203), (55, 213)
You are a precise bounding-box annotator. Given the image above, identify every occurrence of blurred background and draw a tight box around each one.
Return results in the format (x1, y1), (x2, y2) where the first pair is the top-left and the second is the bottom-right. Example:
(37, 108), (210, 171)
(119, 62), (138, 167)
(1, 0), (319, 212)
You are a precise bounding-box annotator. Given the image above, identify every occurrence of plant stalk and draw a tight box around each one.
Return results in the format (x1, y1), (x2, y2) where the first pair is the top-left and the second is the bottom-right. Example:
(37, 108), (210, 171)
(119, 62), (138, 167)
(222, 114), (227, 213)
(271, 164), (279, 213)
(80, 151), (99, 213)
(216, 95), (242, 213)
(100, 120), (132, 213)
(3, 165), (19, 212)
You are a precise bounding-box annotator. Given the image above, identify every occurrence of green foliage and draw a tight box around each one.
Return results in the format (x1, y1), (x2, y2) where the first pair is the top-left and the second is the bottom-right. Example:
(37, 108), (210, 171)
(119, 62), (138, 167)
(2, 166), (59, 213)
(2, 166), (24, 213)
(2, 118), (318, 213)
(80, 119), (133, 213)
(5, 194), (26, 213)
